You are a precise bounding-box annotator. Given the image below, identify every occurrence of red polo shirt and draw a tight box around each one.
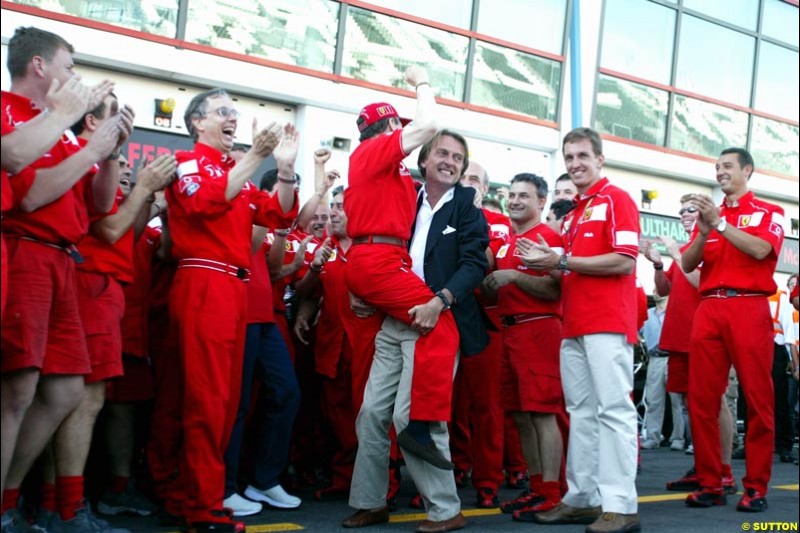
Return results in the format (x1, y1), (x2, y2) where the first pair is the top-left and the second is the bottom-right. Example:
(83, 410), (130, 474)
(561, 177), (640, 343)
(314, 236), (349, 378)
(345, 130), (416, 240)
(121, 225), (161, 357)
(495, 223), (563, 317)
(247, 238), (275, 324)
(659, 244), (701, 353)
(166, 142), (298, 267)
(693, 191), (784, 295)
(1, 91), (99, 245)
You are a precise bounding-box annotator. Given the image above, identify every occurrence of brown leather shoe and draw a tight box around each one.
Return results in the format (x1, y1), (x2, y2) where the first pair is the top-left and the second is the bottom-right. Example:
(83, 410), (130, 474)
(586, 512), (641, 533)
(532, 502), (601, 524)
(415, 512), (467, 533)
(341, 507), (390, 528)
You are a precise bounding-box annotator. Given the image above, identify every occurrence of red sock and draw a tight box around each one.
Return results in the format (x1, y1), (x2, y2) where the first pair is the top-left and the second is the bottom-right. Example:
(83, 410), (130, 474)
(540, 480), (562, 501)
(110, 476), (129, 494)
(721, 464), (733, 478)
(1, 488), (21, 514)
(56, 476), (84, 521)
(41, 483), (56, 512)
(530, 473), (544, 494)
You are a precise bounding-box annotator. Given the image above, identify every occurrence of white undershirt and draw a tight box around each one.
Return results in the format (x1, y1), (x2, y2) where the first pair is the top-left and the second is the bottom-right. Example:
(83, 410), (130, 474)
(409, 186), (455, 283)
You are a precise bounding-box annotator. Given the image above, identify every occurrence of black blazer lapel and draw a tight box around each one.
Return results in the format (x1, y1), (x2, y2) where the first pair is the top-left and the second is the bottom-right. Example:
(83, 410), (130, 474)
(425, 199), (455, 258)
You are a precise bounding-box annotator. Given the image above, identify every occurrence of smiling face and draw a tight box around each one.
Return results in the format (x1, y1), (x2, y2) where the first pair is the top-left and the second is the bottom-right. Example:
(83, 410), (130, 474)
(715, 152), (750, 198)
(193, 94), (238, 152)
(307, 204), (330, 239)
(118, 155), (133, 196)
(507, 180), (546, 226)
(460, 161), (488, 202)
(420, 134), (466, 190)
(41, 46), (76, 89)
(329, 192), (348, 238)
(678, 200), (699, 233)
(563, 139), (604, 194)
(553, 177), (577, 202)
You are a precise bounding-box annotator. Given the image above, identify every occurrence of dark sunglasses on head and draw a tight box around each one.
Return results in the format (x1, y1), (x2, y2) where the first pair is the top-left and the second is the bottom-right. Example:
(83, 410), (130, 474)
(679, 207), (697, 215)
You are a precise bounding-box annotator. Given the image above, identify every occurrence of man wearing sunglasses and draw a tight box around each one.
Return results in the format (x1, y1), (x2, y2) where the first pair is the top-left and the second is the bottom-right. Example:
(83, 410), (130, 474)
(643, 194), (738, 497)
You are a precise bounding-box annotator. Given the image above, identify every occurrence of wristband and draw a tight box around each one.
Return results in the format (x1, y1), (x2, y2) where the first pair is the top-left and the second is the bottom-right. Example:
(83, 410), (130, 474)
(277, 176), (296, 184)
(415, 82), (431, 89)
(557, 254), (569, 271)
(435, 290), (451, 311)
(653, 263), (664, 271)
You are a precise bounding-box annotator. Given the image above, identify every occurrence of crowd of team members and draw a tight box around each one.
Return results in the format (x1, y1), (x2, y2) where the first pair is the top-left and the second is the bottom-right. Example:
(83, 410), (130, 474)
(1, 25), (797, 533)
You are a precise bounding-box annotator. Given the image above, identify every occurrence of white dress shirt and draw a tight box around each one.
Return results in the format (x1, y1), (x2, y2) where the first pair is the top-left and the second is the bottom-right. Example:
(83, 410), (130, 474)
(409, 185), (455, 283)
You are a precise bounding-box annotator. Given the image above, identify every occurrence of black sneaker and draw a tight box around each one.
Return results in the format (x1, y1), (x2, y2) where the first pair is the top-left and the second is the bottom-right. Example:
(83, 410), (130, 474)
(685, 488), (726, 508)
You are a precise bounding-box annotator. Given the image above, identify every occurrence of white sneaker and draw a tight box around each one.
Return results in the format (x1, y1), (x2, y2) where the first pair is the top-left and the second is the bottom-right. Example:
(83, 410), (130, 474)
(223, 493), (262, 517)
(684, 444), (694, 455)
(641, 439), (660, 450)
(670, 439), (685, 451)
(244, 484), (301, 509)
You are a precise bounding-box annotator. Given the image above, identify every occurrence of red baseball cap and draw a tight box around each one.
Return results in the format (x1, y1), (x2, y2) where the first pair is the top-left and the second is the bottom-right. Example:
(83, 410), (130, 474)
(357, 102), (411, 132)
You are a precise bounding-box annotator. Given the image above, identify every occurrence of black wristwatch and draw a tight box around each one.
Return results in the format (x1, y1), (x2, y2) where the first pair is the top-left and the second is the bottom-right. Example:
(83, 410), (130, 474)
(435, 290), (452, 311)
(557, 254), (569, 271)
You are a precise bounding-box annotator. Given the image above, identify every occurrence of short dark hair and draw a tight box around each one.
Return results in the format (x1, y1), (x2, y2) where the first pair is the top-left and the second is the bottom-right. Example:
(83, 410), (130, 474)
(550, 198), (576, 220)
(562, 127), (603, 157)
(7, 27), (74, 80)
(359, 117), (392, 142)
(482, 197), (503, 211)
(555, 173), (572, 184)
(184, 88), (228, 141)
(417, 130), (470, 179)
(510, 173), (548, 199)
(70, 92), (117, 136)
(259, 169), (300, 192)
(720, 147), (755, 178)
(232, 142), (249, 153)
(331, 185), (345, 198)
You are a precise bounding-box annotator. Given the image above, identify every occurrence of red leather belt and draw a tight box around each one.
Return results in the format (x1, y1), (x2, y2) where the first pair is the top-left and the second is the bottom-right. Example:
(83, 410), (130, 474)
(500, 313), (555, 327)
(178, 258), (250, 282)
(701, 288), (767, 299)
(352, 235), (407, 248)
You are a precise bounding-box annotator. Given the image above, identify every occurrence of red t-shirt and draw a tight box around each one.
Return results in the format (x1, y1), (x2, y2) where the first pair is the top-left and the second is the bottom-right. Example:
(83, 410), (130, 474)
(121, 225), (161, 357)
(560, 177), (640, 343)
(270, 229), (318, 312)
(345, 130), (416, 240)
(246, 239), (275, 324)
(314, 236), (349, 378)
(76, 182), (135, 283)
(482, 209), (512, 328)
(692, 191), (784, 295)
(494, 223), (563, 317)
(659, 243), (701, 353)
(166, 142), (298, 267)
(1, 91), (99, 245)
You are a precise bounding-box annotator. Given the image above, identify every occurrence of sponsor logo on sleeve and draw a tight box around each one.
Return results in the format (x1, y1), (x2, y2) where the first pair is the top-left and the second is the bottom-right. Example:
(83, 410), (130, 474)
(496, 244), (510, 259)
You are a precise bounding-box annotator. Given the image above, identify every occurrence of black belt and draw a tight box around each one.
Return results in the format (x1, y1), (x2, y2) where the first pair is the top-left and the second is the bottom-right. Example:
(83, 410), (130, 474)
(500, 313), (555, 327)
(352, 235), (407, 248)
(701, 288), (768, 299)
(17, 236), (84, 263)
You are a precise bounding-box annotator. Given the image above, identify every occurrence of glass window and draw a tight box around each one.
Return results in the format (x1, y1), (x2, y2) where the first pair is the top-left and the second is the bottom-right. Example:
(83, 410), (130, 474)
(762, 0), (800, 47)
(8, 0), (178, 37)
(683, 0), (758, 31)
(471, 41), (561, 121)
(676, 15), (755, 107)
(476, 0), (568, 55)
(600, 0), (676, 85)
(670, 95), (749, 159)
(341, 7), (468, 101)
(184, 0), (338, 72)
(750, 116), (799, 176)
(755, 42), (799, 122)
(595, 75), (669, 145)
(364, 0), (473, 29)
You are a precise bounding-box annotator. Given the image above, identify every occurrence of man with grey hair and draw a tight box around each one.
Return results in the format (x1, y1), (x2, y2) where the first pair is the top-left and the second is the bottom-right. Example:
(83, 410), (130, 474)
(160, 88), (298, 532)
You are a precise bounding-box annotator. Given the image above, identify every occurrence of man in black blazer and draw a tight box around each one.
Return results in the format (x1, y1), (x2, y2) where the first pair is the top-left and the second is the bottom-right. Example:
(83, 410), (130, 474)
(346, 130), (488, 533)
